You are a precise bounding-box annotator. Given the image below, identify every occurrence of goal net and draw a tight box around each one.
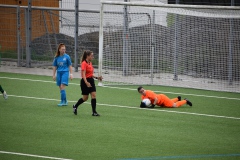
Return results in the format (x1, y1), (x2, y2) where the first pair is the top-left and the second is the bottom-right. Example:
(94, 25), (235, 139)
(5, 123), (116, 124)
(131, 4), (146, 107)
(98, 1), (240, 93)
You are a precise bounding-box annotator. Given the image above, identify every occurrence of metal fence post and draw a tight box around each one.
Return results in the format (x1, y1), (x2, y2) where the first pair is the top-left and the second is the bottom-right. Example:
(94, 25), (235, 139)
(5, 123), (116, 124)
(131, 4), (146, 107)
(123, 0), (129, 76)
(173, 0), (179, 80)
(228, 0), (234, 85)
(26, 0), (32, 68)
(74, 0), (79, 72)
(17, 5), (21, 67)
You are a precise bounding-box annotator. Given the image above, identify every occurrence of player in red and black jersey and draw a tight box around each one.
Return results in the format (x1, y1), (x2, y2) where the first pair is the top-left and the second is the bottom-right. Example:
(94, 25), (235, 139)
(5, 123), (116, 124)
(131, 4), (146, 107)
(73, 50), (102, 116)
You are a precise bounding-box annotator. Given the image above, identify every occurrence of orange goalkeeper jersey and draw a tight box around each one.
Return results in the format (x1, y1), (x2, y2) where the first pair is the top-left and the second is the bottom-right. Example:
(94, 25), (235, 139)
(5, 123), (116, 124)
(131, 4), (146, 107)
(141, 90), (174, 107)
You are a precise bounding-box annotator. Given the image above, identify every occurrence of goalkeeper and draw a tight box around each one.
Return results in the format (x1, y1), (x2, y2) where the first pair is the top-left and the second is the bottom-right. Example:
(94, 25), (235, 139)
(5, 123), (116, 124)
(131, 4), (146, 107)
(137, 86), (192, 108)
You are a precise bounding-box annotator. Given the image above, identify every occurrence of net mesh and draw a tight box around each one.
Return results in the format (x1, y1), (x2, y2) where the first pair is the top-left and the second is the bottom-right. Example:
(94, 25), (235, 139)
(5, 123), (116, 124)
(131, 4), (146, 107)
(99, 3), (240, 92)
(0, 5), (100, 67)
(29, 9), (100, 66)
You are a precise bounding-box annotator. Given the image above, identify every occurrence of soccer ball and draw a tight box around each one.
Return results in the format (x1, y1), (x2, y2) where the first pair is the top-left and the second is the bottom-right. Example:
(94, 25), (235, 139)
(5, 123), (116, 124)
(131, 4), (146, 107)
(142, 98), (151, 107)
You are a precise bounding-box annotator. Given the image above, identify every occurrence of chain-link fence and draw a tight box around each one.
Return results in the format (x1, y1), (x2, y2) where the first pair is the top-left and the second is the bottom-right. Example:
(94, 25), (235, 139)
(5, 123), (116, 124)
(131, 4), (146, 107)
(0, 0), (101, 69)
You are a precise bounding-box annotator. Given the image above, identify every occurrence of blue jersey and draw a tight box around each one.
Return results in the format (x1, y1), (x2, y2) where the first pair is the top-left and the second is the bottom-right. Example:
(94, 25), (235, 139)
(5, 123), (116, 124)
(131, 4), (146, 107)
(53, 53), (72, 72)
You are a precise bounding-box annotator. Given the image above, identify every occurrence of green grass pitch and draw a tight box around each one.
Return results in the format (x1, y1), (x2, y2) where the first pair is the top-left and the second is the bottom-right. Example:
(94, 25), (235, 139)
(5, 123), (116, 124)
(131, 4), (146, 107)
(0, 72), (240, 160)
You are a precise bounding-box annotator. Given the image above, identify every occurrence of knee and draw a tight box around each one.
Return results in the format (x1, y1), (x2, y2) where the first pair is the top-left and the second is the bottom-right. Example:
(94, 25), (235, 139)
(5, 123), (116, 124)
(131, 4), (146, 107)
(91, 93), (96, 99)
(172, 103), (177, 108)
(83, 96), (88, 101)
(59, 85), (65, 90)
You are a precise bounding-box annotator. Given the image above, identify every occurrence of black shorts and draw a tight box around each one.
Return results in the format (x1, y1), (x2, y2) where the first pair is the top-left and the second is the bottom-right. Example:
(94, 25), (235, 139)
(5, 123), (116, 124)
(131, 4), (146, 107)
(81, 78), (96, 95)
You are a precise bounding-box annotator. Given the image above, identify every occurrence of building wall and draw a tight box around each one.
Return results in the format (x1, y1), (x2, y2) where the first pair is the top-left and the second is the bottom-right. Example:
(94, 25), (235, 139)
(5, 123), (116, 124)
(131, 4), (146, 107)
(0, 0), (59, 51)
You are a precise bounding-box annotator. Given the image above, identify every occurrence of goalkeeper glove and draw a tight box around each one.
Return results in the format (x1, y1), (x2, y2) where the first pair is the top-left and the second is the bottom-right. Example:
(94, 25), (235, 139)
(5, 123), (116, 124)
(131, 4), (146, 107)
(140, 102), (146, 108)
(148, 104), (155, 108)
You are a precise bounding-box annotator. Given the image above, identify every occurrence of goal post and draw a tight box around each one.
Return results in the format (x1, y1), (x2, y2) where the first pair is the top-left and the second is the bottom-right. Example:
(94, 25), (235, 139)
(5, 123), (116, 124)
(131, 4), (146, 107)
(98, 3), (104, 86)
(98, 1), (240, 93)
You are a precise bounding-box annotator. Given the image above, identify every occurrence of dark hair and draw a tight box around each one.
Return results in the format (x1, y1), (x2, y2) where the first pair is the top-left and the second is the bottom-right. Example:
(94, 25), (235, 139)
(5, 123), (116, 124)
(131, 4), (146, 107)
(137, 86), (143, 92)
(55, 43), (65, 57)
(81, 50), (93, 63)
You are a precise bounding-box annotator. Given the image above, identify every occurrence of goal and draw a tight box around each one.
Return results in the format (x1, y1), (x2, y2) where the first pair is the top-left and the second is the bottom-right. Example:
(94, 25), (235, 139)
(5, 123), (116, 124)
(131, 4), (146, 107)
(98, 1), (240, 93)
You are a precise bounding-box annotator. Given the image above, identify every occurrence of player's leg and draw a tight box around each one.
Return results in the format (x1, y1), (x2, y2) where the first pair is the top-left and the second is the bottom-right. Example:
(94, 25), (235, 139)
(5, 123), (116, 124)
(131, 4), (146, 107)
(60, 72), (69, 106)
(171, 96), (181, 103)
(59, 84), (67, 106)
(0, 85), (8, 100)
(173, 100), (186, 107)
(159, 94), (183, 108)
(90, 92), (99, 116)
(0, 85), (4, 93)
(73, 95), (88, 115)
(89, 78), (99, 116)
(184, 98), (192, 106)
(160, 94), (174, 108)
(174, 98), (192, 107)
(73, 79), (89, 115)
(56, 72), (64, 106)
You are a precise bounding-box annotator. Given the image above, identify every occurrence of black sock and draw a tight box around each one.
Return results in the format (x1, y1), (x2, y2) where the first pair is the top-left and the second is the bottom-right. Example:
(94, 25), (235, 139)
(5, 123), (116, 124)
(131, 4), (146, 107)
(74, 98), (84, 108)
(91, 99), (96, 113)
(0, 85), (4, 93)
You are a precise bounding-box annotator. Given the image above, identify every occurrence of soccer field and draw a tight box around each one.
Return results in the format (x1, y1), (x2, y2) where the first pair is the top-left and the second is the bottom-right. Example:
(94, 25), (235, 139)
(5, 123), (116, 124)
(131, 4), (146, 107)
(0, 72), (240, 160)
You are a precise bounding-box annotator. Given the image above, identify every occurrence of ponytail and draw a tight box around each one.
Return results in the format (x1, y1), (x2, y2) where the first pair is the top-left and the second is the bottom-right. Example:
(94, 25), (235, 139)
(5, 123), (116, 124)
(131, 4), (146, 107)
(80, 50), (93, 63)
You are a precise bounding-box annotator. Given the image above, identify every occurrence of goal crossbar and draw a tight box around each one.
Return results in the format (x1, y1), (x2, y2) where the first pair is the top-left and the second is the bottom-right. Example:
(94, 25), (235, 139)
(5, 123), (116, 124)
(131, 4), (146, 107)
(101, 1), (240, 10)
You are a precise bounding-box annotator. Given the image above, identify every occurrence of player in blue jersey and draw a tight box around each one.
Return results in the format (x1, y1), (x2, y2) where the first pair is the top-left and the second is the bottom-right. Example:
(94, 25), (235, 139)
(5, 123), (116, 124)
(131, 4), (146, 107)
(52, 43), (73, 106)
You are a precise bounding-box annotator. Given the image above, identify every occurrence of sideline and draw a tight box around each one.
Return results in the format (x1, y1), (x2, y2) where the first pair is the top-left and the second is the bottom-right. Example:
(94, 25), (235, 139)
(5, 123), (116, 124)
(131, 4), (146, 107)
(0, 151), (72, 160)
(117, 153), (240, 160)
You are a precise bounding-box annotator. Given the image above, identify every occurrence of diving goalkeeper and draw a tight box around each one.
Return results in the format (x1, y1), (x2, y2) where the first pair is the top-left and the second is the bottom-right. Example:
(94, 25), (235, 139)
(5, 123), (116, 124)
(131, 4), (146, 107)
(137, 86), (192, 108)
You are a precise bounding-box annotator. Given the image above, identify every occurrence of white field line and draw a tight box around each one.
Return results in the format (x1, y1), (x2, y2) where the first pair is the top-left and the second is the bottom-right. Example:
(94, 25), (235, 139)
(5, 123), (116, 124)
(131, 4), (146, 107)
(2, 94), (240, 120)
(0, 76), (240, 100)
(0, 151), (72, 160)
(96, 103), (240, 120)
(101, 86), (240, 101)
